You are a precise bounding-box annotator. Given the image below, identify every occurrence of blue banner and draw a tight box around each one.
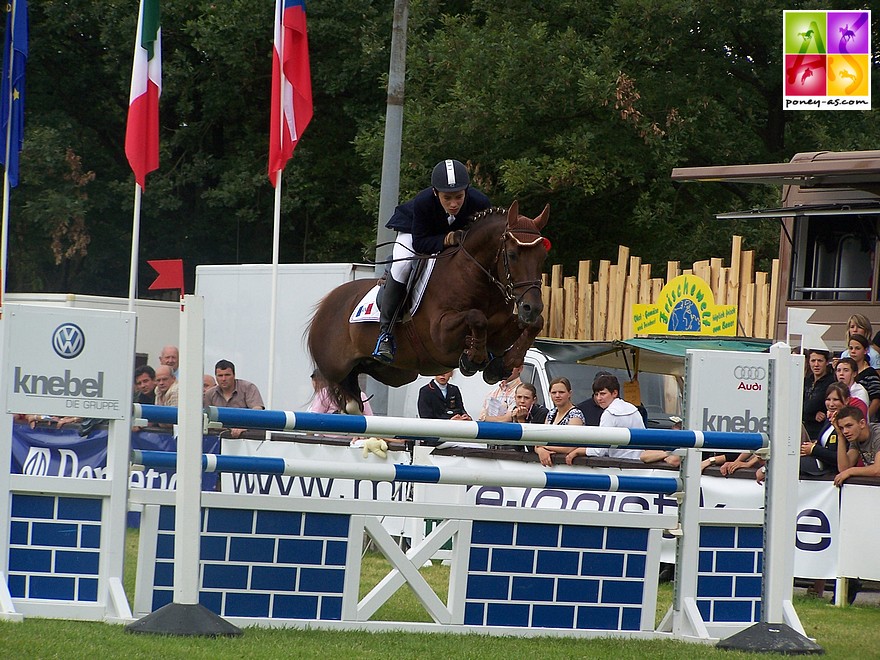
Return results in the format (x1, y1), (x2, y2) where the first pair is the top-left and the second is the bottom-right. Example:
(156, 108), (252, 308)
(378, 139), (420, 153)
(11, 422), (220, 491)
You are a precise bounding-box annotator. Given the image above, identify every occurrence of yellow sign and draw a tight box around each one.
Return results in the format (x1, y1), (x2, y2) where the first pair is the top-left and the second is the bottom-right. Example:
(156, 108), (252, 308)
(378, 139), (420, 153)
(632, 275), (737, 336)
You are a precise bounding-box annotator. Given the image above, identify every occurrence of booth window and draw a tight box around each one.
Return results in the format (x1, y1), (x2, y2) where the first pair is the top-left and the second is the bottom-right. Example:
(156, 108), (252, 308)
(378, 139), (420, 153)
(791, 214), (877, 301)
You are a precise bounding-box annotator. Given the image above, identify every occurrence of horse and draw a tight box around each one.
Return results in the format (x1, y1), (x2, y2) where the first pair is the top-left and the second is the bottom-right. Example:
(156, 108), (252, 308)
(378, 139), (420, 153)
(308, 201), (549, 411)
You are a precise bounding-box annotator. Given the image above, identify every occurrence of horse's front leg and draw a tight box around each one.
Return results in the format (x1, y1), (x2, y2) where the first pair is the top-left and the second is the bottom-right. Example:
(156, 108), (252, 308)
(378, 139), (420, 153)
(483, 317), (545, 384)
(434, 309), (490, 375)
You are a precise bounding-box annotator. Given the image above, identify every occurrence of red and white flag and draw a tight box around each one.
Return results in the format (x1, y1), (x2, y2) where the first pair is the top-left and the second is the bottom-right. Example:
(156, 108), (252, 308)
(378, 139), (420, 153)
(125, 0), (161, 188)
(268, 0), (312, 185)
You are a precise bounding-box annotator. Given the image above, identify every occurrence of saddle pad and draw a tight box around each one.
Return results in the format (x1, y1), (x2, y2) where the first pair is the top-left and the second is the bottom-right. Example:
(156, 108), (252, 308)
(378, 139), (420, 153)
(349, 257), (436, 324)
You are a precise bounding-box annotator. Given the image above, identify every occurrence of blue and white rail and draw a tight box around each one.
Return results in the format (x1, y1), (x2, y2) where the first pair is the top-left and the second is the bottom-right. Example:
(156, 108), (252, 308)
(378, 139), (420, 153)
(132, 449), (683, 495)
(133, 404), (767, 452)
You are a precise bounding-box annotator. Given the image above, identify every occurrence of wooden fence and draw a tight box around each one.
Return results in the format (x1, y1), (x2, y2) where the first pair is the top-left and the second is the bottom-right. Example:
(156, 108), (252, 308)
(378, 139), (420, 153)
(539, 235), (780, 340)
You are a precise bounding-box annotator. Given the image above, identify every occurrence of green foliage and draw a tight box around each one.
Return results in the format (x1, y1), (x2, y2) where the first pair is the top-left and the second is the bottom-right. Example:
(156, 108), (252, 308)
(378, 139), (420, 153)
(2, 1), (879, 293)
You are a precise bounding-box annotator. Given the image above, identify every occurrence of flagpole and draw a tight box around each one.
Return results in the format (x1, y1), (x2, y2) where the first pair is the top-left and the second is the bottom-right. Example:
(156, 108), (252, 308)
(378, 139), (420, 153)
(0, 0), (20, 313)
(267, 170), (282, 409)
(128, 183), (142, 313)
(0, 171), (10, 312)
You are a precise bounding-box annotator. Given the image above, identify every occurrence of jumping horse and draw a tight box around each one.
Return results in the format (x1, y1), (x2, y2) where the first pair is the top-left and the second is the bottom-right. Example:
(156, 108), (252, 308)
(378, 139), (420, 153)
(308, 201), (549, 411)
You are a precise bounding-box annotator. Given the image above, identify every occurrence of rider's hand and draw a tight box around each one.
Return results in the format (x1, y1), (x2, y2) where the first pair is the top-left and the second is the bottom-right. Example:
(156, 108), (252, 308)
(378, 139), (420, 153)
(444, 230), (464, 248)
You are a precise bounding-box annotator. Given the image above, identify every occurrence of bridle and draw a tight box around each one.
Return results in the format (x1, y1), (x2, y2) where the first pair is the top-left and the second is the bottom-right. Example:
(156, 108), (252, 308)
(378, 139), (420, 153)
(457, 227), (544, 309)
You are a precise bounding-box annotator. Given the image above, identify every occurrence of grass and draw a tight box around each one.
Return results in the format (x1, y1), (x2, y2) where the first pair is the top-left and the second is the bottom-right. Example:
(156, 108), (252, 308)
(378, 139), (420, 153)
(1, 530), (877, 658)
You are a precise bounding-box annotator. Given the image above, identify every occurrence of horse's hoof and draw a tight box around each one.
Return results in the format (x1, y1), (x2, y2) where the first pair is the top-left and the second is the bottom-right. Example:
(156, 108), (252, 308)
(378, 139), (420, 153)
(482, 356), (510, 385)
(459, 354), (479, 377)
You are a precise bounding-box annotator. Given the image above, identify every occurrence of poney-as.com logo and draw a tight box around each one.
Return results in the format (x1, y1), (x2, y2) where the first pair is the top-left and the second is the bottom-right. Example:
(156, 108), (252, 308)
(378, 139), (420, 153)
(783, 10), (872, 110)
(52, 323), (85, 359)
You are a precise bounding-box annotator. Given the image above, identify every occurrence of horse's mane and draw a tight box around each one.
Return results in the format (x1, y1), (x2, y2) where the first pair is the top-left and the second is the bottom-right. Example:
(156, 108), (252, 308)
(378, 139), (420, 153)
(469, 206), (508, 224)
(464, 205), (544, 245)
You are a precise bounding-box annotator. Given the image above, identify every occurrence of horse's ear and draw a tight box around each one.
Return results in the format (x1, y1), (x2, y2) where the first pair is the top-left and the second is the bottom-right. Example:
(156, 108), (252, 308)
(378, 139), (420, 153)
(533, 203), (550, 231)
(506, 200), (520, 226)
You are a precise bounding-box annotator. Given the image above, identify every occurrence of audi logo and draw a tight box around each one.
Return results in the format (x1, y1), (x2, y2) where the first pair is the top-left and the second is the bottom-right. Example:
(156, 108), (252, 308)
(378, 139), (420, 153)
(733, 366), (766, 380)
(52, 323), (85, 359)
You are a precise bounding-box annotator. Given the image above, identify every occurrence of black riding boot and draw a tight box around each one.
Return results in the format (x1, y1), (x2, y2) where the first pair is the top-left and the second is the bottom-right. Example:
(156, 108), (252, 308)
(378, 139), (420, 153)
(372, 277), (408, 363)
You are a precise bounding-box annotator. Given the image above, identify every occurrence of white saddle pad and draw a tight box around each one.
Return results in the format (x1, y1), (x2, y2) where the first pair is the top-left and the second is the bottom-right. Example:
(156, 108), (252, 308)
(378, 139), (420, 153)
(349, 258), (436, 324)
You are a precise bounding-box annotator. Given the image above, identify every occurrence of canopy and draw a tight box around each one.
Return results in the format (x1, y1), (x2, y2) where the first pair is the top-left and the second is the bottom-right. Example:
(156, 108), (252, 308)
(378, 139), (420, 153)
(533, 337), (774, 377)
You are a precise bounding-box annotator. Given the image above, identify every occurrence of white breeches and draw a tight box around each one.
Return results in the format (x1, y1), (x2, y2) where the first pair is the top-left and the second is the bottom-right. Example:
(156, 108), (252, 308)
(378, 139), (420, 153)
(389, 232), (415, 283)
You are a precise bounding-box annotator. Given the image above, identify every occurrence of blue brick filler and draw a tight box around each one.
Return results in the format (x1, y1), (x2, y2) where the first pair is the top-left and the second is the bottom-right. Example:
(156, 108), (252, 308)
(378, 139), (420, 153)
(151, 506), (351, 621)
(8, 494), (103, 602)
(696, 525), (762, 625)
(465, 521), (650, 631)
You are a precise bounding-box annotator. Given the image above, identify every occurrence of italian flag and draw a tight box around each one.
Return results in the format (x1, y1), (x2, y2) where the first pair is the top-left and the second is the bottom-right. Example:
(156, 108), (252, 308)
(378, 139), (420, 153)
(125, 0), (161, 188)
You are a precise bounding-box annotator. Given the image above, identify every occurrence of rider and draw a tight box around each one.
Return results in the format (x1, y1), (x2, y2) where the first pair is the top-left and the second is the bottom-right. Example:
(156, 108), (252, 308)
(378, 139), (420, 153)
(373, 159), (491, 363)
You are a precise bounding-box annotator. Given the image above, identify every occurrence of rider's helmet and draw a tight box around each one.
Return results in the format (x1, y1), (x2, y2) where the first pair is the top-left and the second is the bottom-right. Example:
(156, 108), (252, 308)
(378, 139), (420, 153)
(431, 159), (470, 193)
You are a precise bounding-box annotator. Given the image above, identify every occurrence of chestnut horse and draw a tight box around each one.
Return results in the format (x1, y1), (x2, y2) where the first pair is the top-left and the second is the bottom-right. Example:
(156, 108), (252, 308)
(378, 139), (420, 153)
(308, 201), (549, 411)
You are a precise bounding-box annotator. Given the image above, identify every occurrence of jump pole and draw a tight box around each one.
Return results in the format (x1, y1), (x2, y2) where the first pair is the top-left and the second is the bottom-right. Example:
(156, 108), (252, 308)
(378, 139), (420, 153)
(133, 404), (768, 453)
(132, 449), (683, 495)
(127, 294), (240, 637)
(716, 342), (822, 654)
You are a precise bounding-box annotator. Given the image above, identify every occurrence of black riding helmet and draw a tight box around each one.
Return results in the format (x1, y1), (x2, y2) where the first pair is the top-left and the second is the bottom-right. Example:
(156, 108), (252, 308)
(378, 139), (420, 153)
(431, 159), (470, 193)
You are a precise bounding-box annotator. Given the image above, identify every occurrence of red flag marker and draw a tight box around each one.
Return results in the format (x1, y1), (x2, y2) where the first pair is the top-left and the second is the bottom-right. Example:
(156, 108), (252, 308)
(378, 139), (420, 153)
(147, 258), (183, 293)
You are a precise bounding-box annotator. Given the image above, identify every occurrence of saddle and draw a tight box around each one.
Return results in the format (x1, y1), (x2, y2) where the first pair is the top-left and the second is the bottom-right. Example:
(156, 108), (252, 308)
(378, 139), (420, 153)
(349, 257), (436, 324)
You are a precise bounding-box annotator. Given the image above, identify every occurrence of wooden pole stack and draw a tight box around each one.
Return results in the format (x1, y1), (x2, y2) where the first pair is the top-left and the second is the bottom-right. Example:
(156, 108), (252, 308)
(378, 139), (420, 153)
(539, 235), (780, 340)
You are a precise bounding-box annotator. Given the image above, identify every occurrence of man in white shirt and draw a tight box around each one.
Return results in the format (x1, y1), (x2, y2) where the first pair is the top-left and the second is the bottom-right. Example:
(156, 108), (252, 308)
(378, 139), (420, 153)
(477, 365), (523, 422)
(565, 373), (643, 462)
(587, 373), (643, 460)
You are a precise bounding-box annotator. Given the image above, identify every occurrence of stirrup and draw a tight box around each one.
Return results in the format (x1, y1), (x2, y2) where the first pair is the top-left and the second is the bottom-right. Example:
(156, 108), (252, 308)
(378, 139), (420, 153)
(372, 331), (396, 364)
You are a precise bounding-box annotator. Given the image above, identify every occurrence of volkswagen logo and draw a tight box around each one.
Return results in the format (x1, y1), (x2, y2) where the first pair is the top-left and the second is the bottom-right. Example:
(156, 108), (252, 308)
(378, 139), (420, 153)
(52, 323), (85, 359)
(733, 365), (766, 380)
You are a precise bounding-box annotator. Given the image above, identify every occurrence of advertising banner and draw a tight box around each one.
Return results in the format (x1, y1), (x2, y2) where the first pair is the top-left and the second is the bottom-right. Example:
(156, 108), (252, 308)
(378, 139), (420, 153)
(11, 422), (220, 491)
(3, 304), (136, 420)
(420, 450), (840, 579)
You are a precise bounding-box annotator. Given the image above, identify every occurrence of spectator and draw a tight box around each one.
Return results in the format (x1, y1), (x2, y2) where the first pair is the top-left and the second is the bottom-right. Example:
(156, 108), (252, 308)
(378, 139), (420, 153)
(512, 382), (548, 425)
(203, 374), (217, 392)
(204, 360), (265, 410)
(846, 334), (880, 420)
(803, 349), (835, 439)
(801, 382), (848, 477)
(834, 405), (880, 486)
(534, 377), (585, 467)
(308, 369), (373, 415)
(203, 360), (265, 439)
(154, 365), (179, 407)
(575, 373), (608, 426)
(159, 345), (180, 378)
(576, 373), (642, 461)
(835, 357), (869, 409)
(417, 371), (471, 421)
(134, 365), (156, 405)
(832, 404), (878, 605)
(477, 365), (523, 422)
(839, 314), (880, 369)
(719, 451), (762, 476)
(641, 414), (687, 468)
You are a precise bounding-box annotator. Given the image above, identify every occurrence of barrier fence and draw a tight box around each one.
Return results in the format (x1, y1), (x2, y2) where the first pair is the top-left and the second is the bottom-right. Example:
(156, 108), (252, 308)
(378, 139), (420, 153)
(124, 371), (800, 643)
(0, 301), (809, 650)
(133, 448), (684, 495)
(135, 403), (769, 452)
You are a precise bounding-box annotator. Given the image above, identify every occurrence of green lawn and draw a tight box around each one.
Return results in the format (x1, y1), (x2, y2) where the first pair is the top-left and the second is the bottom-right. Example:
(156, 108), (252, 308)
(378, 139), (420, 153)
(1, 530), (877, 658)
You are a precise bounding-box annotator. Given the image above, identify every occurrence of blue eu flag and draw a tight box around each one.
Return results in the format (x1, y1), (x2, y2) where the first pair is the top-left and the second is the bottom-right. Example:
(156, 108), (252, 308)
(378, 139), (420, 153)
(1, 0), (28, 188)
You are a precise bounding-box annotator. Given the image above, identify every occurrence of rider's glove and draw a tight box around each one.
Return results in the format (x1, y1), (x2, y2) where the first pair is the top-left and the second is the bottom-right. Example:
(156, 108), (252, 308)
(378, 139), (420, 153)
(444, 230), (464, 248)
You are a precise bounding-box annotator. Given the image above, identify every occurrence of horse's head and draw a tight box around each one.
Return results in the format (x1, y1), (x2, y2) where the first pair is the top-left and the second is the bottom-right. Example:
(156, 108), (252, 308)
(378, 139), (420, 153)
(501, 200), (550, 326)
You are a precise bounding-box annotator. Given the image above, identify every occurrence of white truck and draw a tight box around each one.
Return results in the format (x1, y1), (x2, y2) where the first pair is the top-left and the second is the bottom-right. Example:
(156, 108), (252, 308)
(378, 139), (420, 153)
(194, 262), (679, 422)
